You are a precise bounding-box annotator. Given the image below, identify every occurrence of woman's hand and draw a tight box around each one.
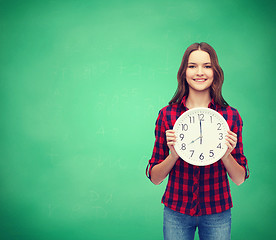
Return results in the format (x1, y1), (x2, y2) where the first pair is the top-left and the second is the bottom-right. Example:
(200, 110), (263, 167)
(222, 130), (237, 160)
(166, 130), (179, 160)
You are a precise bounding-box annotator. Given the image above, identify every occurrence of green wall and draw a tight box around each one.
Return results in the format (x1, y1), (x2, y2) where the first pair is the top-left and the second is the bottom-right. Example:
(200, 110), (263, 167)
(0, 0), (275, 239)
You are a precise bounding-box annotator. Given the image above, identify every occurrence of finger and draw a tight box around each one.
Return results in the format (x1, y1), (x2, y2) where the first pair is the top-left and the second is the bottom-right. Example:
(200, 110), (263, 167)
(224, 142), (232, 153)
(167, 135), (176, 140)
(226, 132), (236, 140)
(225, 139), (235, 152)
(225, 135), (236, 144)
(226, 131), (237, 142)
(167, 137), (176, 142)
(226, 133), (237, 144)
(226, 135), (237, 143)
(227, 130), (237, 138)
(167, 135), (176, 139)
(166, 135), (177, 141)
(166, 134), (176, 139)
(225, 138), (236, 149)
(166, 132), (176, 138)
(166, 130), (175, 134)
(167, 141), (176, 146)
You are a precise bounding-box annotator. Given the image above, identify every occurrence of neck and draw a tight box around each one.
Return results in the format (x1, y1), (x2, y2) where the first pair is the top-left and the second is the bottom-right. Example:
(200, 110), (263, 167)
(186, 89), (212, 109)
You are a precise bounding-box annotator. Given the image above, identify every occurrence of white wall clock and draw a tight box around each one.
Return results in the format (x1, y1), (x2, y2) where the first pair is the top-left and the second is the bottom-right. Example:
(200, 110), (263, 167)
(173, 107), (230, 166)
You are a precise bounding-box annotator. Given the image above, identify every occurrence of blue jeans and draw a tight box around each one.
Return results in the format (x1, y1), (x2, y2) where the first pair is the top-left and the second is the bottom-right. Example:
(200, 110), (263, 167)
(163, 206), (231, 240)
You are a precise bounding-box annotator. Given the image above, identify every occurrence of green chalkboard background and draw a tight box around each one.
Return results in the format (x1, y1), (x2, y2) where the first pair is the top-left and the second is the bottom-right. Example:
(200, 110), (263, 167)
(1, 0), (275, 239)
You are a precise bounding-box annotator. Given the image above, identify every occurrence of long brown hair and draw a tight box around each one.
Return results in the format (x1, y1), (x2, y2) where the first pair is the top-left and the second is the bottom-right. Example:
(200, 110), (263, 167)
(169, 42), (228, 107)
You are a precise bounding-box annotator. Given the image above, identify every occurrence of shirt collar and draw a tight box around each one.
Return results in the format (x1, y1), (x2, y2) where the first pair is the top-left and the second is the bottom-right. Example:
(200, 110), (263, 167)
(181, 95), (189, 111)
(181, 96), (218, 111)
(208, 98), (218, 110)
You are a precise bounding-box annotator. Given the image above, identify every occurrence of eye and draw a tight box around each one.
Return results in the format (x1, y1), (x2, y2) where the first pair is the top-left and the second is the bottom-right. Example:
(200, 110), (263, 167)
(205, 65), (212, 69)
(188, 65), (196, 68)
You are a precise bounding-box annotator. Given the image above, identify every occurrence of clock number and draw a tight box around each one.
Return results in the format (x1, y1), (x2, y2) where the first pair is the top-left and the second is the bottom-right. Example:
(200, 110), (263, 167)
(217, 143), (222, 149)
(181, 124), (188, 131)
(190, 150), (194, 157)
(179, 133), (184, 141)
(198, 114), (204, 121)
(209, 150), (214, 157)
(199, 153), (204, 160)
(217, 123), (222, 130)
(181, 143), (186, 150)
(219, 133), (223, 140)
(210, 116), (213, 123)
(189, 116), (195, 123)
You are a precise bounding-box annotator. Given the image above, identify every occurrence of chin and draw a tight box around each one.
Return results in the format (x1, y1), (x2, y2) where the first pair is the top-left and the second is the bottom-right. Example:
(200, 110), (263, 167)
(190, 84), (212, 92)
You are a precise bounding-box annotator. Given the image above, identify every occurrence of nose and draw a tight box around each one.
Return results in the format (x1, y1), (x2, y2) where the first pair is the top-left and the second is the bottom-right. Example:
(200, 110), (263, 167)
(196, 66), (204, 76)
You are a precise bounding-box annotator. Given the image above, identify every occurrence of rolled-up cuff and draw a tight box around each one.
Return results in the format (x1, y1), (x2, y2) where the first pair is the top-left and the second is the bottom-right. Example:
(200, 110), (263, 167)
(242, 162), (250, 180)
(146, 162), (159, 181)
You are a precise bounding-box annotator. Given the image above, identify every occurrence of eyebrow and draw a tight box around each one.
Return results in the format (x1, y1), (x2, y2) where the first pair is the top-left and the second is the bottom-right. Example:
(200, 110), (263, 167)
(188, 62), (212, 65)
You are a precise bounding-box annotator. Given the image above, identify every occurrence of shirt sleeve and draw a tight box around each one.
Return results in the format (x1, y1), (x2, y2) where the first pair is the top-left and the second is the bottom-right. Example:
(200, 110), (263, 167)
(146, 109), (169, 182)
(231, 110), (250, 180)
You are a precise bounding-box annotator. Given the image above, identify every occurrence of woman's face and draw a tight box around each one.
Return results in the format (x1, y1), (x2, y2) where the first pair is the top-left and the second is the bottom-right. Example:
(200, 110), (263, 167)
(186, 50), (214, 93)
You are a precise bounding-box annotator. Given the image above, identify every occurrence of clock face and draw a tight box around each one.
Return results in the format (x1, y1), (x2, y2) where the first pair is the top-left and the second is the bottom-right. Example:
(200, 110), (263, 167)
(173, 107), (230, 166)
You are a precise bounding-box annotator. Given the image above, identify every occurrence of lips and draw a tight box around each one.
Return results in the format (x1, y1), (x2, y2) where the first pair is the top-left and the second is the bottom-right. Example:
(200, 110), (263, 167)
(193, 78), (207, 82)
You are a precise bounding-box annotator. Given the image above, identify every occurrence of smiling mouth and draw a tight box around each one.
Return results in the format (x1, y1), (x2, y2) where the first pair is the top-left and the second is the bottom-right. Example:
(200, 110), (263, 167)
(193, 78), (207, 82)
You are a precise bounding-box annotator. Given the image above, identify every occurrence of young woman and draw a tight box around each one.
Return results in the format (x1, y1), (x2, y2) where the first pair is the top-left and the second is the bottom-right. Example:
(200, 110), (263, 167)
(146, 42), (249, 240)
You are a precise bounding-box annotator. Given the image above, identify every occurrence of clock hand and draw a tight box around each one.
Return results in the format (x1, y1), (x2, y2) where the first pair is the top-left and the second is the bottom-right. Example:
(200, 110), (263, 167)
(188, 136), (202, 145)
(200, 120), (203, 144)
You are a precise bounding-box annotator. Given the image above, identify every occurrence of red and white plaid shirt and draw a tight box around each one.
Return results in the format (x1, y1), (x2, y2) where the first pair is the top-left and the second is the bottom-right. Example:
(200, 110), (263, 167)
(146, 96), (249, 216)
